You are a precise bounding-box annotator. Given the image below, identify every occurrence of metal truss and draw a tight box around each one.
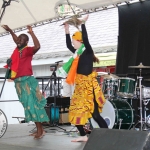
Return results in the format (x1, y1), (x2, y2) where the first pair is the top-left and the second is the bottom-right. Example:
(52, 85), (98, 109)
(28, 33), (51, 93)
(0, 0), (145, 37)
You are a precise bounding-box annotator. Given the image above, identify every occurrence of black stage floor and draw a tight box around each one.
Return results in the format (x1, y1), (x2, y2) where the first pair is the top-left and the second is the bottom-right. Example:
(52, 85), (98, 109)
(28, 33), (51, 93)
(0, 123), (86, 150)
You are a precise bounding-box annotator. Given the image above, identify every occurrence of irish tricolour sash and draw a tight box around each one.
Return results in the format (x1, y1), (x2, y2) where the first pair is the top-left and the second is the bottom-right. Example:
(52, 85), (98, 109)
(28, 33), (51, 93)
(57, 44), (85, 84)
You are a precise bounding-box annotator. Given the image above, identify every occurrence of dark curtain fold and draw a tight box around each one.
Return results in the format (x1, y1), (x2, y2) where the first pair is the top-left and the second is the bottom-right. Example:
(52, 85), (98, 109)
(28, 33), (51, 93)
(116, 1), (150, 86)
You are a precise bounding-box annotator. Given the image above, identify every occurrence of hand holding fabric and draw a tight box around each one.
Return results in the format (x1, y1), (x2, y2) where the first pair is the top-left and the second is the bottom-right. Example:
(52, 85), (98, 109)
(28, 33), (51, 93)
(64, 23), (70, 34)
(82, 14), (89, 23)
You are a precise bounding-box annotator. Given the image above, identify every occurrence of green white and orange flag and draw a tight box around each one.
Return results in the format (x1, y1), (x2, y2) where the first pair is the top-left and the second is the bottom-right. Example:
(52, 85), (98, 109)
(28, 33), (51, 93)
(57, 44), (85, 84)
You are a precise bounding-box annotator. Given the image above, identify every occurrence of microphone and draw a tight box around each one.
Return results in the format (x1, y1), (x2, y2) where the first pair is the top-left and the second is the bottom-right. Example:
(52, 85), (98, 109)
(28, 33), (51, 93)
(55, 60), (63, 64)
(6, 58), (12, 67)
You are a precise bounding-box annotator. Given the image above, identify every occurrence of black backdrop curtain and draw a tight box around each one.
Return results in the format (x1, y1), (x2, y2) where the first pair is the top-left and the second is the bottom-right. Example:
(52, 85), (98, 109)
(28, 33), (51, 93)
(116, 0), (150, 86)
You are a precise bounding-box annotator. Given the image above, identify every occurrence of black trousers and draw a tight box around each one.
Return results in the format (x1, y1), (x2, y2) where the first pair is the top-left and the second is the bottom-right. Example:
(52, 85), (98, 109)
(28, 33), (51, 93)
(76, 96), (108, 136)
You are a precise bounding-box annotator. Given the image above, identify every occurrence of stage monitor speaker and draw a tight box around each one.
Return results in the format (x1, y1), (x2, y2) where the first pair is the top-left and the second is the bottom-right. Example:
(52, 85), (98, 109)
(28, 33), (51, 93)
(83, 129), (150, 150)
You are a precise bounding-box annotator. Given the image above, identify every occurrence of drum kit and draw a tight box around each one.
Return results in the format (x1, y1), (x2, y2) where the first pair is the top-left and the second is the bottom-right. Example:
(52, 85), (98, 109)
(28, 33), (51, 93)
(90, 63), (150, 131)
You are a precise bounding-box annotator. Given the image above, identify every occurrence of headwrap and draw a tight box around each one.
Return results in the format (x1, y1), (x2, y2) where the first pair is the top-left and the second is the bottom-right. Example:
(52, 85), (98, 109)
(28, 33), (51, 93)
(72, 31), (83, 43)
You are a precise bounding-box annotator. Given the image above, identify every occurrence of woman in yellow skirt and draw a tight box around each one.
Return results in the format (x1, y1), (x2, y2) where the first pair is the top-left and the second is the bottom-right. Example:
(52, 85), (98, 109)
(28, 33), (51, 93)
(64, 15), (108, 142)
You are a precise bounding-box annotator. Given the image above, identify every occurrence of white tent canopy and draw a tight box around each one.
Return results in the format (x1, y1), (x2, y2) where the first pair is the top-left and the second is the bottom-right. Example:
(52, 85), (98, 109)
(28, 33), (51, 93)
(0, 0), (135, 34)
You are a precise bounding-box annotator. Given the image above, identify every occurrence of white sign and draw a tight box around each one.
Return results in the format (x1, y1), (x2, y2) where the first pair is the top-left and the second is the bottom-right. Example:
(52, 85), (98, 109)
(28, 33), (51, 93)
(0, 109), (8, 138)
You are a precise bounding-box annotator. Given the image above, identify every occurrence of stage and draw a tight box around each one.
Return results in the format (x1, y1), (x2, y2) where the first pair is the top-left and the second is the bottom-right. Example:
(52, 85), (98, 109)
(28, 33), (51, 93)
(0, 123), (86, 150)
(1, 121), (150, 150)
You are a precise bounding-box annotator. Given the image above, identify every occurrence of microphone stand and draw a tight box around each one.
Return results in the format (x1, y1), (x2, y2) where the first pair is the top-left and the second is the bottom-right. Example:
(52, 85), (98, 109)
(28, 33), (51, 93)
(51, 63), (66, 131)
(43, 61), (66, 132)
(42, 60), (63, 96)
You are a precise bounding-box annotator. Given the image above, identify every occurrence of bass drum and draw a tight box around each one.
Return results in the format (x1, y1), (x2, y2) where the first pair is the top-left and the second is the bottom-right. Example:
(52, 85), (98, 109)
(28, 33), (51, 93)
(90, 99), (134, 129)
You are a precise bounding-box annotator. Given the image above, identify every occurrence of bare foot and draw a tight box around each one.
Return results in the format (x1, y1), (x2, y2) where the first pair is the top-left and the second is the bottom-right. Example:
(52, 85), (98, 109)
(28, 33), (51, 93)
(30, 130), (46, 136)
(34, 130), (46, 139)
(71, 135), (88, 142)
(34, 134), (44, 139)
(29, 132), (37, 136)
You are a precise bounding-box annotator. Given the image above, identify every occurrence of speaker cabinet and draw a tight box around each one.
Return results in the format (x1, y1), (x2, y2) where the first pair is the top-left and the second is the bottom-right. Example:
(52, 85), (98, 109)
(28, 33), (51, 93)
(83, 129), (150, 150)
(59, 112), (69, 124)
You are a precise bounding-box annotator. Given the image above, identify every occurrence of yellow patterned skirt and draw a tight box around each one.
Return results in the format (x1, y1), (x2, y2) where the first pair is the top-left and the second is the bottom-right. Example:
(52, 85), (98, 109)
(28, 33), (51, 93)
(69, 72), (106, 125)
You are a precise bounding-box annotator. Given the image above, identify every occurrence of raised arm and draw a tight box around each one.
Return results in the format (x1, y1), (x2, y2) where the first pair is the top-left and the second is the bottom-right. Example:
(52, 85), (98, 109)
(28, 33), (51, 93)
(64, 24), (76, 53)
(1, 25), (18, 44)
(27, 25), (40, 54)
(81, 15), (92, 52)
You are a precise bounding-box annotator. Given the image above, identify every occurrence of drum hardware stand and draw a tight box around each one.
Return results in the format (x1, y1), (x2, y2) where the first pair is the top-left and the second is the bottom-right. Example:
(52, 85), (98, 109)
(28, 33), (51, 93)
(136, 67), (147, 131)
(133, 81), (138, 99)
(142, 99), (150, 131)
(128, 63), (150, 131)
(134, 74), (143, 130)
(42, 61), (66, 132)
(119, 119), (123, 130)
(133, 75), (148, 130)
(117, 79), (120, 97)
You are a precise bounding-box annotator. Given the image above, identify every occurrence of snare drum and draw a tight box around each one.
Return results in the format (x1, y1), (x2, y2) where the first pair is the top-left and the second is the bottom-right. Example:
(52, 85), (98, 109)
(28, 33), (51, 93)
(102, 78), (118, 98)
(117, 77), (136, 98)
(90, 99), (134, 129)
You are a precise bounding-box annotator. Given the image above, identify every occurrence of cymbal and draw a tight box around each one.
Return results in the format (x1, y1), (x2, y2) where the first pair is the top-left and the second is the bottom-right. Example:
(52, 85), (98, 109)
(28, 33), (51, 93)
(101, 73), (119, 79)
(128, 63), (150, 69)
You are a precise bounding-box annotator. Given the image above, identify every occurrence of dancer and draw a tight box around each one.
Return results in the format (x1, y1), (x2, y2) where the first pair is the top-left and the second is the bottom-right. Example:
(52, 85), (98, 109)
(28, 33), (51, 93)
(2, 25), (49, 139)
(64, 15), (108, 142)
